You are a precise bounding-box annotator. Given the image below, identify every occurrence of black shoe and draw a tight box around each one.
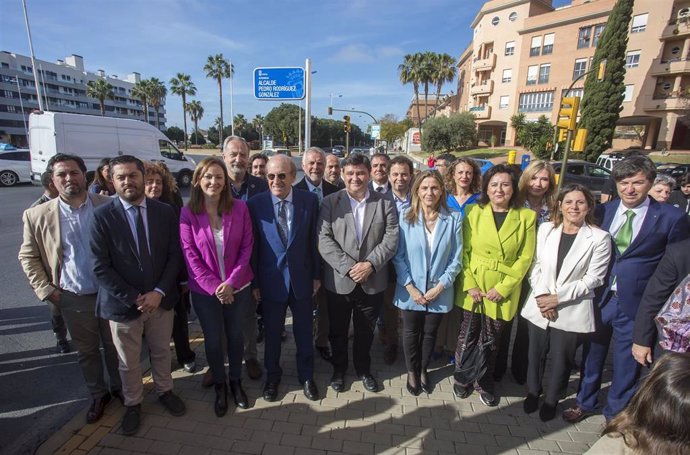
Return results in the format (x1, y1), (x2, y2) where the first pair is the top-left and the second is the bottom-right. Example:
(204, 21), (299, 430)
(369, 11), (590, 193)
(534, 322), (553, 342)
(183, 361), (197, 373)
(159, 391), (186, 416)
(523, 394), (539, 414)
(121, 405), (141, 436)
(453, 384), (472, 399)
(57, 339), (70, 354)
(86, 393), (112, 424)
(263, 381), (279, 402)
(303, 379), (319, 401)
(214, 383), (228, 417)
(540, 402), (557, 422)
(479, 391), (499, 407)
(406, 375), (421, 396)
(229, 380), (249, 409)
(420, 371), (432, 394)
(360, 374), (378, 392)
(330, 373), (345, 392)
(316, 345), (333, 362)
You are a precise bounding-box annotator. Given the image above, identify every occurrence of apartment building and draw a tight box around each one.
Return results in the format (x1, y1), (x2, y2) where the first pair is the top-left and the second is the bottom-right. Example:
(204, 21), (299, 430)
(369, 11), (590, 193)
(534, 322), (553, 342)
(0, 52), (167, 147)
(454, 0), (689, 150)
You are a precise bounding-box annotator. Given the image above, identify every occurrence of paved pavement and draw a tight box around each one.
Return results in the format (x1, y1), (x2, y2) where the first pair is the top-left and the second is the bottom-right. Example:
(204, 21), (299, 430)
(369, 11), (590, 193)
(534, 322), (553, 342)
(37, 316), (611, 455)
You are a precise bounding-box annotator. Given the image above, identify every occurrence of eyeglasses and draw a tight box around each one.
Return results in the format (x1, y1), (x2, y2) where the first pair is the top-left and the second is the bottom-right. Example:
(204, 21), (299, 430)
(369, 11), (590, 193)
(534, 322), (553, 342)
(267, 173), (287, 181)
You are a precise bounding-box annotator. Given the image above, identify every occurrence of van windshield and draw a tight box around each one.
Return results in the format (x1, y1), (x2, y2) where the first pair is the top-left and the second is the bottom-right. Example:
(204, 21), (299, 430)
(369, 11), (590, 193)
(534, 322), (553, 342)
(159, 140), (185, 161)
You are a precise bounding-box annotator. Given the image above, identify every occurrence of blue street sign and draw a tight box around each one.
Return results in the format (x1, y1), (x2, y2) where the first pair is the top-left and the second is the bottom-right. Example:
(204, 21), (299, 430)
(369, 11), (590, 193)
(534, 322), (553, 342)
(254, 67), (305, 100)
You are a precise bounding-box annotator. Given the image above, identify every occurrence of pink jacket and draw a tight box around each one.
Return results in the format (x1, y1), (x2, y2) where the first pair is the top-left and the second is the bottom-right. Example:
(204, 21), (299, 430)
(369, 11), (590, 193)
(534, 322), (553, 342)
(179, 201), (254, 296)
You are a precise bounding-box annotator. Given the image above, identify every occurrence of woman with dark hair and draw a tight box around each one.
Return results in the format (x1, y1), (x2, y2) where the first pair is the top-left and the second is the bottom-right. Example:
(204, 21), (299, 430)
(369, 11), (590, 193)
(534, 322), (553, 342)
(452, 164), (536, 407)
(393, 170), (463, 395)
(179, 157), (254, 416)
(445, 158), (481, 216)
(669, 172), (690, 217)
(89, 158), (115, 195)
(521, 184), (611, 421)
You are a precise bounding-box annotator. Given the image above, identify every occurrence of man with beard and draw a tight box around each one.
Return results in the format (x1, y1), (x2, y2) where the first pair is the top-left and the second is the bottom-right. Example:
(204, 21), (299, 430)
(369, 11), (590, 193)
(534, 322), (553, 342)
(250, 153), (268, 180)
(19, 153), (121, 424)
(325, 153), (345, 189)
(89, 155), (185, 436)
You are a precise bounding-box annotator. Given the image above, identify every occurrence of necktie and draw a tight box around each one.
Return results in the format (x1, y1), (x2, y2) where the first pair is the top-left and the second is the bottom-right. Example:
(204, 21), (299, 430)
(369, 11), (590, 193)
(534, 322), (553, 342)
(135, 206), (154, 290)
(313, 186), (323, 203)
(615, 210), (635, 254)
(277, 200), (289, 246)
(376, 186), (384, 193)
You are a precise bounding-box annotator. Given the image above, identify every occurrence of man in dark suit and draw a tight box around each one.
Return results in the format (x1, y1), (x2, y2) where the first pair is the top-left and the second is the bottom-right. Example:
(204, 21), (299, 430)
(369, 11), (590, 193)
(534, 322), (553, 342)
(325, 153), (345, 190)
(368, 153), (391, 194)
(563, 155), (689, 423)
(89, 155), (185, 436)
(632, 237), (690, 365)
(223, 136), (268, 381)
(294, 147), (339, 362)
(248, 155), (321, 402)
(318, 153), (399, 393)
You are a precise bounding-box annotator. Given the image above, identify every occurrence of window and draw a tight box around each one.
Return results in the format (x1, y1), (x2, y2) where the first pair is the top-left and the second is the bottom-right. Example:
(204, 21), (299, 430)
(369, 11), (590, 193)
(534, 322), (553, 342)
(499, 95), (510, 109)
(567, 164), (586, 176)
(159, 140), (184, 160)
(530, 36), (542, 57)
(587, 165), (610, 178)
(542, 33), (554, 55)
(623, 85), (634, 102)
(509, 12), (518, 21)
(573, 58), (588, 80)
(538, 64), (551, 84)
(502, 68), (512, 83)
(491, 16), (500, 26)
(568, 88), (584, 99)
(592, 24), (606, 47)
(6, 105), (16, 113)
(577, 27), (591, 48)
(527, 65), (538, 85)
(625, 50), (641, 68)
(631, 13), (648, 33)
(505, 41), (515, 56)
(1, 62), (8, 68)
(518, 91), (554, 112)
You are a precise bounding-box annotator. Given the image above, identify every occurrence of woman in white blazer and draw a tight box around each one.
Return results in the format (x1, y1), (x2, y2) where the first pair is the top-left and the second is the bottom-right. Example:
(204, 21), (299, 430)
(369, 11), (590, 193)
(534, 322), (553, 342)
(521, 184), (611, 421)
(393, 170), (463, 396)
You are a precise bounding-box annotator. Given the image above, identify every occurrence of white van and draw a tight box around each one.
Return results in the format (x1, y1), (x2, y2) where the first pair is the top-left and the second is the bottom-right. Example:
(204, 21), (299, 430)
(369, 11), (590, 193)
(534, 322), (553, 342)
(29, 111), (196, 186)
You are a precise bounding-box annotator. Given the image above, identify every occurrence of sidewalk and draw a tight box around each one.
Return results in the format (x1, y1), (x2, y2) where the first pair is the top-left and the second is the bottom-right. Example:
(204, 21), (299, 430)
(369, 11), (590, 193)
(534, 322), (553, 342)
(37, 318), (609, 455)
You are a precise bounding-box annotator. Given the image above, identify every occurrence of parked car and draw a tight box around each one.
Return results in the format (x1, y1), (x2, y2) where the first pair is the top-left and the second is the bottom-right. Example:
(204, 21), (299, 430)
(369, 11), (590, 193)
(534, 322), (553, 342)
(350, 147), (369, 155)
(551, 160), (611, 199)
(661, 164), (690, 188)
(331, 145), (345, 157)
(0, 149), (31, 186)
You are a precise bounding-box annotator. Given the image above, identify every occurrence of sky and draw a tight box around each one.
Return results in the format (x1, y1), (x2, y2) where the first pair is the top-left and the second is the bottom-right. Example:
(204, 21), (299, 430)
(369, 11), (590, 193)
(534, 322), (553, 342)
(2, 0), (571, 130)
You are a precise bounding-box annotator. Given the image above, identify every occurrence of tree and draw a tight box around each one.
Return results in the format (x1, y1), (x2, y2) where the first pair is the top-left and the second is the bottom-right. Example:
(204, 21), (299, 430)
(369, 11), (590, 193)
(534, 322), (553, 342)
(190, 131), (206, 145)
(419, 51), (435, 121)
(185, 100), (204, 145)
(131, 79), (152, 124)
(264, 103), (301, 146)
(399, 54), (423, 131)
(165, 126), (184, 143)
(432, 53), (457, 116)
(203, 54), (233, 146)
(234, 113), (248, 138)
(169, 73), (197, 150)
(579, 0), (634, 162)
(252, 114), (265, 143)
(380, 116), (413, 147)
(421, 112), (476, 153)
(511, 114), (555, 159)
(86, 78), (114, 116)
(147, 78), (167, 130)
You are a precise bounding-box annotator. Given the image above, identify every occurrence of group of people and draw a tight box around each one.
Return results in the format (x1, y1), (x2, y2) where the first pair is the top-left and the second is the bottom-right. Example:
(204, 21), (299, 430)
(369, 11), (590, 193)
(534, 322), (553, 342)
(18, 141), (690, 443)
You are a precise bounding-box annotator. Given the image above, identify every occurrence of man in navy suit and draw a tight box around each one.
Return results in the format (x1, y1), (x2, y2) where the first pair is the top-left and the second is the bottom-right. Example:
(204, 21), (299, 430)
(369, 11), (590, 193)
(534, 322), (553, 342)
(563, 155), (689, 423)
(90, 155), (185, 436)
(247, 155), (321, 402)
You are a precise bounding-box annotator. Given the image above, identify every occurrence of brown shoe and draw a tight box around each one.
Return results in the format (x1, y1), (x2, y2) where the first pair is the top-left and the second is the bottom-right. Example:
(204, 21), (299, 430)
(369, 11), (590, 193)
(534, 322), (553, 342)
(562, 405), (594, 424)
(245, 357), (263, 380)
(383, 345), (397, 365)
(201, 368), (214, 388)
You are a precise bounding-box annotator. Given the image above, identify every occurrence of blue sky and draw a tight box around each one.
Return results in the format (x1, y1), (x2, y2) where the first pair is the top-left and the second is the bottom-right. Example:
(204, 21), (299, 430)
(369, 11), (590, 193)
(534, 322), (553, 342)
(3, 0), (570, 130)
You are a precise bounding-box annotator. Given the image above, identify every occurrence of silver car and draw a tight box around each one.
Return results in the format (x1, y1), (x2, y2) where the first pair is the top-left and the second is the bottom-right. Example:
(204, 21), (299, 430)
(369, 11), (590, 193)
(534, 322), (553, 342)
(0, 149), (31, 186)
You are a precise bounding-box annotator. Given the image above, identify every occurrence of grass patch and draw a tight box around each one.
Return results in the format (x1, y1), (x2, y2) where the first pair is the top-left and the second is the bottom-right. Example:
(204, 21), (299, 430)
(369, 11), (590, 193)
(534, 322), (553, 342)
(647, 152), (690, 164)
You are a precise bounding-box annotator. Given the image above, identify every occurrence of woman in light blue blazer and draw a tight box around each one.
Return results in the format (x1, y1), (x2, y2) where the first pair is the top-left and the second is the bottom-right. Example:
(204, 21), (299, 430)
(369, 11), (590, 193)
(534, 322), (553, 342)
(393, 170), (463, 396)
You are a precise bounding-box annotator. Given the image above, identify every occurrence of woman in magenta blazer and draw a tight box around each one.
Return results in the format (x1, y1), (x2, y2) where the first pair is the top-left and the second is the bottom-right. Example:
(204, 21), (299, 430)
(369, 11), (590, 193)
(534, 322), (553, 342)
(180, 157), (254, 417)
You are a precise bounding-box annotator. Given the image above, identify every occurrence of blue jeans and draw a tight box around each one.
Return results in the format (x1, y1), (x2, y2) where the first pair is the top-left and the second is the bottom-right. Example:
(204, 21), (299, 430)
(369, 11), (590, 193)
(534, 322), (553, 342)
(192, 288), (252, 383)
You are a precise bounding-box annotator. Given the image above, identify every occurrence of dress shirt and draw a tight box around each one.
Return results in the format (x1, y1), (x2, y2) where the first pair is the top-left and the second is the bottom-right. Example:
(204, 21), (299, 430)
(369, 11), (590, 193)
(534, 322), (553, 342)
(392, 191), (411, 215)
(58, 196), (99, 294)
(373, 183), (389, 194)
(230, 174), (250, 201)
(271, 189), (294, 237)
(119, 197), (150, 255)
(304, 178), (324, 202)
(609, 197), (649, 291)
(347, 190), (369, 244)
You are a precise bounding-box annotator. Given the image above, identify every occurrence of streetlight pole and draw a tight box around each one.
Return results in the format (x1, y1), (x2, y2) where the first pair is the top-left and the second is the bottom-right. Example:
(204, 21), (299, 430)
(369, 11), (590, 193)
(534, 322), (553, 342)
(229, 58), (234, 136)
(329, 92), (342, 111)
(21, 0), (43, 111)
(14, 78), (28, 140)
(304, 58), (312, 149)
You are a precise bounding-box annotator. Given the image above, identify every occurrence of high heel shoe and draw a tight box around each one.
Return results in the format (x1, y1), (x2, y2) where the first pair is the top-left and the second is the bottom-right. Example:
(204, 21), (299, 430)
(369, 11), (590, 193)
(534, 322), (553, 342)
(229, 379), (249, 409)
(406, 373), (421, 396)
(214, 383), (228, 417)
(420, 370), (432, 394)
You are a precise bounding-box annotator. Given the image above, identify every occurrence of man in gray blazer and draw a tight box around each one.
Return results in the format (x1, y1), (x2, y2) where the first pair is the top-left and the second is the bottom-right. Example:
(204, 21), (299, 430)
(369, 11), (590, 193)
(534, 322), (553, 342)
(318, 153), (399, 393)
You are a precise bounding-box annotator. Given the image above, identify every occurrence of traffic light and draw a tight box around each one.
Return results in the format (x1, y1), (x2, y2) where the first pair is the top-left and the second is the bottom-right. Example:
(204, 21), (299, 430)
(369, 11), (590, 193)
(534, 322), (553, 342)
(572, 128), (588, 152)
(558, 128), (568, 142)
(556, 96), (580, 131)
(343, 115), (351, 133)
(328, 107), (333, 115)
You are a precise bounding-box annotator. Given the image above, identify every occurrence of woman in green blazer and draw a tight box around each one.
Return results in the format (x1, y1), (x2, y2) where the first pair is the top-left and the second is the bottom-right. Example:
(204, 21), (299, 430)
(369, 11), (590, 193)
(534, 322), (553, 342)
(453, 165), (536, 407)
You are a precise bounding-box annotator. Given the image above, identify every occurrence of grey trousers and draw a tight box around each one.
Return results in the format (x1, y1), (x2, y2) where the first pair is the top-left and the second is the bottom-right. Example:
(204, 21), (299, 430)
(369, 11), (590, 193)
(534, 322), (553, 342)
(60, 291), (121, 399)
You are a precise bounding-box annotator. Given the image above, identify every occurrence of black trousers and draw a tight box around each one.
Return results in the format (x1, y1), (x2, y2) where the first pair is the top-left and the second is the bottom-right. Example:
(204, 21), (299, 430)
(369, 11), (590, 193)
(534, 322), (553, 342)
(494, 278), (530, 382)
(526, 321), (578, 405)
(327, 286), (383, 376)
(172, 291), (196, 365)
(47, 300), (68, 341)
(401, 309), (444, 374)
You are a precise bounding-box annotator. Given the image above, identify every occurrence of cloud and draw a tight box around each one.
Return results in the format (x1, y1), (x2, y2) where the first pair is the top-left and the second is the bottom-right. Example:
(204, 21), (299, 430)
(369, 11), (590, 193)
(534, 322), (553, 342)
(328, 44), (405, 63)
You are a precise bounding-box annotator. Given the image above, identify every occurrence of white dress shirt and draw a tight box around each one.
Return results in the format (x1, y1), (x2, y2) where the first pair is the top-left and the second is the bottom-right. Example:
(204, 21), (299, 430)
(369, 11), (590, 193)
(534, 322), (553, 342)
(609, 197), (649, 290)
(347, 190), (369, 244)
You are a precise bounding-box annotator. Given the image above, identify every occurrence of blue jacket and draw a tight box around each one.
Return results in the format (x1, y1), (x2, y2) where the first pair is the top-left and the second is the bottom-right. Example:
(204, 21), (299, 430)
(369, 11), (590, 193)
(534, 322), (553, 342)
(392, 208), (463, 313)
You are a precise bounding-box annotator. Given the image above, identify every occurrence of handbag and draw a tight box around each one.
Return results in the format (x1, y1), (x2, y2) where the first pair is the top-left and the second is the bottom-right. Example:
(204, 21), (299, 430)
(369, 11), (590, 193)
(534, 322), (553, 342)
(454, 301), (493, 385)
(655, 273), (690, 353)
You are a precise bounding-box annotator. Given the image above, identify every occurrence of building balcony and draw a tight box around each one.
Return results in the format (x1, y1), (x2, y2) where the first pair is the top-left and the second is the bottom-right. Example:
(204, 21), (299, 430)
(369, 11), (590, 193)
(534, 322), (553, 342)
(642, 95), (688, 111)
(470, 81), (494, 96)
(650, 57), (690, 76)
(473, 53), (496, 72)
(470, 105), (492, 119)
(661, 21), (690, 40)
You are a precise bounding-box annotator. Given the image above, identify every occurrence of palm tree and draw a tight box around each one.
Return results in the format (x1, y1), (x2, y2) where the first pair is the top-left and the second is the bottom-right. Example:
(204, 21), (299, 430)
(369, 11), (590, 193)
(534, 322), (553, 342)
(398, 54), (422, 130)
(86, 78), (114, 116)
(233, 113), (248, 138)
(203, 54), (233, 146)
(147, 78), (167, 130)
(131, 79), (152, 124)
(252, 114), (264, 143)
(186, 100), (204, 146)
(169, 73), (197, 150)
(432, 53), (457, 117)
(419, 51), (436, 122)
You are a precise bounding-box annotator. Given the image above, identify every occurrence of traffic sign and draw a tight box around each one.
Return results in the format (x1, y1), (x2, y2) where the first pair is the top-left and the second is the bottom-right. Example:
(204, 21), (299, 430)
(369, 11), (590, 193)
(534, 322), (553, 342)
(254, 67), (305, 100)
(370, 124), (380, 139)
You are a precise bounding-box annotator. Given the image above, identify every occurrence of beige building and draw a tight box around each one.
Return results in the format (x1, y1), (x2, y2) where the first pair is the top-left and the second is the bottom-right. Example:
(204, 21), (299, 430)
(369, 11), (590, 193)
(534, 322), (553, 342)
(452, 0), (690, 150)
